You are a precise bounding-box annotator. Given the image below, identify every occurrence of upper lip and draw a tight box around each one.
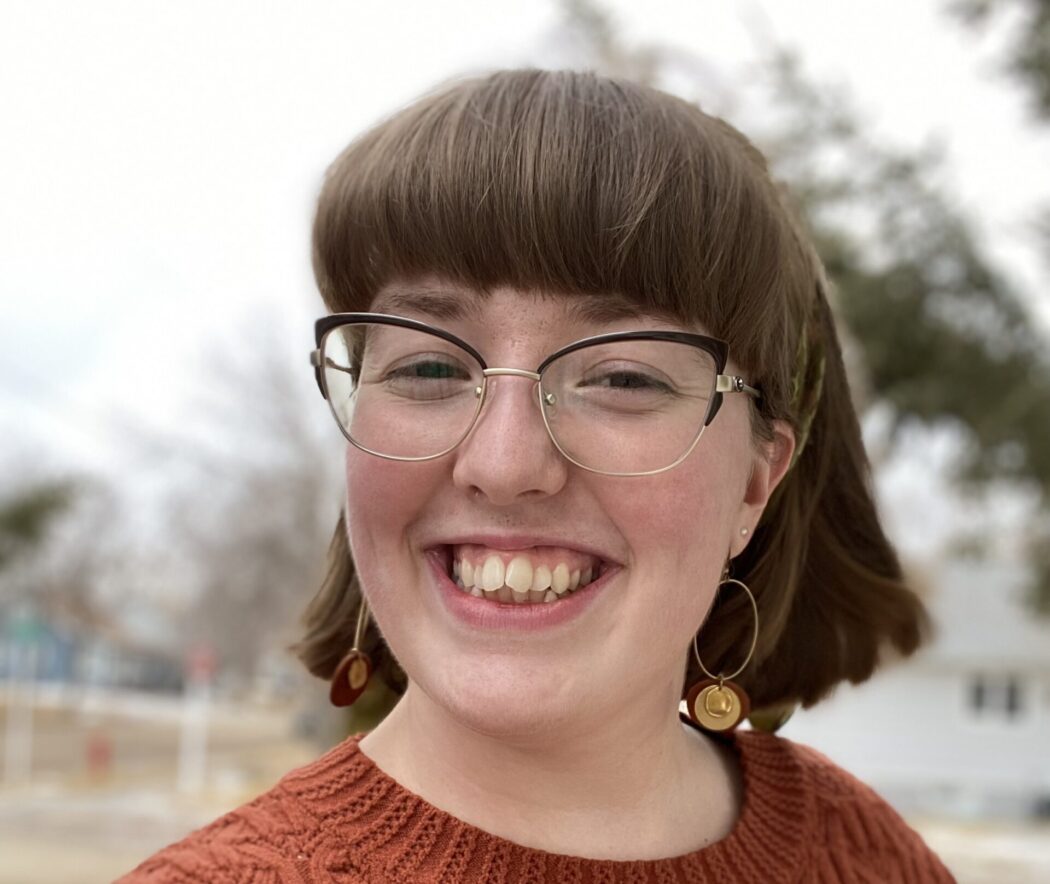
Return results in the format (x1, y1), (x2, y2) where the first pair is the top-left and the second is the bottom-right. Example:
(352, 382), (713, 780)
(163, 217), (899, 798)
(426, 533), (621, 565)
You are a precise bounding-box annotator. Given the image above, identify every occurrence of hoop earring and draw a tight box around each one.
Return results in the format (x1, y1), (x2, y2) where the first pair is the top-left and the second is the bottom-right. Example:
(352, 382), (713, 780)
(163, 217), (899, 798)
(684, 571), (757, 733)
(329, 596), (373, 708)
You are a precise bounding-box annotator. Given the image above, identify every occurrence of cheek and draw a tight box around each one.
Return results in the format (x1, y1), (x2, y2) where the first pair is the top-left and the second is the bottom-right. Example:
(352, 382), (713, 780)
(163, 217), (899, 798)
(343, 446), (439, 584)
(603, 442), (748, 655)
(612, 455), (744, 569)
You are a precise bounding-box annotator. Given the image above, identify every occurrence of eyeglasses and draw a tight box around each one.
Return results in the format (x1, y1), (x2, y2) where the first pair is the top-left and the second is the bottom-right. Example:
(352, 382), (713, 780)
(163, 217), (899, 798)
(310, 313), (760, 477)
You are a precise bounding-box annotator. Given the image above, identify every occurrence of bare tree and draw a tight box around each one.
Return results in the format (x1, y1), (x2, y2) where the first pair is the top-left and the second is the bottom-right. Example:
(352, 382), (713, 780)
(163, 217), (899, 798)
(153, 317), (344, 689)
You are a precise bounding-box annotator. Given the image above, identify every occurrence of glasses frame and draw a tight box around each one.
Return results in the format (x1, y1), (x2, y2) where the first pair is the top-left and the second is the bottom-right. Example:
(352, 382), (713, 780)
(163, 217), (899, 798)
(310, 312), (760, 477)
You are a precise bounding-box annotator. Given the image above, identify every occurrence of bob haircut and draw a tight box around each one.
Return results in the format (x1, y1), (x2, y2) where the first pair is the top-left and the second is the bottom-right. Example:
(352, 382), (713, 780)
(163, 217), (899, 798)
(295, 69), (928, 714)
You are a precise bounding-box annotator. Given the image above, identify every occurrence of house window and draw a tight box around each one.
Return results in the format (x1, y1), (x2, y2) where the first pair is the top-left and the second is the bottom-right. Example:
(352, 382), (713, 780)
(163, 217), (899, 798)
(969, 674), (1025, 720)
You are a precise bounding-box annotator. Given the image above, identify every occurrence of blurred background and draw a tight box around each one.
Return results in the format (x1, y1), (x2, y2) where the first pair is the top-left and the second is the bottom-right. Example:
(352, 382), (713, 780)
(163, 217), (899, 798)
(2, 1), (1049, 881)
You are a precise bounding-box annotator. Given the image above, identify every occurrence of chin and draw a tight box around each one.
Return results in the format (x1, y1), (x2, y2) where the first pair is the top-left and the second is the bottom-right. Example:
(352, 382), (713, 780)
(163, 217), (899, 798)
(412, 655), (595, 742)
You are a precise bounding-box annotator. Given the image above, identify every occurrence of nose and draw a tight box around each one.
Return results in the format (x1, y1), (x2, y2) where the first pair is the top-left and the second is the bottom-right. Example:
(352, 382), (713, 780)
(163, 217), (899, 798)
(451, 373), (569, 505)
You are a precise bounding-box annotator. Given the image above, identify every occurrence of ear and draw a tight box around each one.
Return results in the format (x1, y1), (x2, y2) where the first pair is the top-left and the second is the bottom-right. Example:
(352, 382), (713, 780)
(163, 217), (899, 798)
(732, 419), (796, 557)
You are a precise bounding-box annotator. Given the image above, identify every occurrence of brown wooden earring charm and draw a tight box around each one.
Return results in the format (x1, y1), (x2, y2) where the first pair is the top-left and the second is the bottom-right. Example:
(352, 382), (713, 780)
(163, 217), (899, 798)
(330, 597), (373, 708)
(684, 574), (758, 733)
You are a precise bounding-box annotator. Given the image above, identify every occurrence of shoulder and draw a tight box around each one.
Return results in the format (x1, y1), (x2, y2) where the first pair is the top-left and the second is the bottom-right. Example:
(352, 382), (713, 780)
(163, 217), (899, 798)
(736, 729), (911, 819)
(116, 736), (371, 884)
(114, 783), (310, 883)
(734, 730), (956, 883)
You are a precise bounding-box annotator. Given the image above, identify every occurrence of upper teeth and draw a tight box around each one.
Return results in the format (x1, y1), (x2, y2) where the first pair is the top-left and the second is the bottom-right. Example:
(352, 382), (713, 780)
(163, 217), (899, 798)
(452, 553), (597, 603)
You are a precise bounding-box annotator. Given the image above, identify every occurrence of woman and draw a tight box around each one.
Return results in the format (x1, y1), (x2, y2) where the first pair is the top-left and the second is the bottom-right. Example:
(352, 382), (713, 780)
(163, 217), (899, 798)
(122, 70), (953, 882)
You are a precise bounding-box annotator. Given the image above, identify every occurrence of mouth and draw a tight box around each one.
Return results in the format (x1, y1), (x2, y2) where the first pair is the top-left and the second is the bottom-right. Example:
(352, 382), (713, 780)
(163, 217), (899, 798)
(434, 543), (609, 606)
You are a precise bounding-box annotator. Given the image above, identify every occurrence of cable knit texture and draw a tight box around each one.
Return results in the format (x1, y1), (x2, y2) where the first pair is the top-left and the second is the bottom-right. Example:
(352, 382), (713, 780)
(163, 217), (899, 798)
(118, 729), (955, 883)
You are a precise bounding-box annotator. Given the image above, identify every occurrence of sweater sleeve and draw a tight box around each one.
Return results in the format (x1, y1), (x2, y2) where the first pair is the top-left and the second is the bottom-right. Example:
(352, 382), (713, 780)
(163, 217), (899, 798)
(790, 741), (957, 883)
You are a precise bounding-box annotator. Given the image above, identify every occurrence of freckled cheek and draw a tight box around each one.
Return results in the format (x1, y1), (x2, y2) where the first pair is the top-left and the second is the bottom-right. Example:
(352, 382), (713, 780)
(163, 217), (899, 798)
(605, 470), (728, 563)
(605, 470), (729, 650)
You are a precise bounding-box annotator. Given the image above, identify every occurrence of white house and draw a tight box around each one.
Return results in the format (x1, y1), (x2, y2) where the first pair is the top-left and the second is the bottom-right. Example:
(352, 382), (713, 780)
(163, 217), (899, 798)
(779, 559), (1050, 819)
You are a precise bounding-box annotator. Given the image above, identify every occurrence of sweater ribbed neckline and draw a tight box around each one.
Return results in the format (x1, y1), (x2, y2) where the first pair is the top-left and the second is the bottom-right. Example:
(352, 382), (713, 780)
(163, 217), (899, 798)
(281, 722), (813, 882)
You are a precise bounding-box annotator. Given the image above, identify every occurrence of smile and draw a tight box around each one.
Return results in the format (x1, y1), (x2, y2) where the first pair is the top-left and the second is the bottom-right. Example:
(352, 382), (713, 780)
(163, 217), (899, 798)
(446, 543), (604, 605)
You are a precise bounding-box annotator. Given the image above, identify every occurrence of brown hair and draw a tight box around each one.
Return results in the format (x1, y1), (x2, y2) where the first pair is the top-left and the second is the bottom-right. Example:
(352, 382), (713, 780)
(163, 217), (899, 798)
(295, 69), (928, 712)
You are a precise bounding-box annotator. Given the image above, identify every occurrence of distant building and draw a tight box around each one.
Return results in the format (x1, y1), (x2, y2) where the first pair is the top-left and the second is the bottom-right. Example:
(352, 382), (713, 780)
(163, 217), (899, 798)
(781, 559), (1050, 819)
(0, 604), (182, 693)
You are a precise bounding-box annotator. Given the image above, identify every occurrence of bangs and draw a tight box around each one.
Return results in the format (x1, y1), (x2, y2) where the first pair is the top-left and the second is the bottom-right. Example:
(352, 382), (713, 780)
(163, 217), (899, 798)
(313, 69), (807, 382)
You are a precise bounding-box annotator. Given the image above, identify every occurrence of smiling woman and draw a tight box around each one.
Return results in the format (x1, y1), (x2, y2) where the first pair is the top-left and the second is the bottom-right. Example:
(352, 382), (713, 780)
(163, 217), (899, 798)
(119, 70), (954, 883)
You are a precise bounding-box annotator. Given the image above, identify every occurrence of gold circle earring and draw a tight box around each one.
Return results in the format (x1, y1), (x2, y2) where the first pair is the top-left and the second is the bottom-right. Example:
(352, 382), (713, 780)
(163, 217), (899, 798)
(329, 596), (373, 707)
(684, 568), (758, 733)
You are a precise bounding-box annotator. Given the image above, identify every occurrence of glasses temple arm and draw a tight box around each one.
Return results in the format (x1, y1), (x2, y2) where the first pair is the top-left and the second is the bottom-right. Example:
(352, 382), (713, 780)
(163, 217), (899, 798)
(715, 374), (761, 399)
(310, 350), (357, 376)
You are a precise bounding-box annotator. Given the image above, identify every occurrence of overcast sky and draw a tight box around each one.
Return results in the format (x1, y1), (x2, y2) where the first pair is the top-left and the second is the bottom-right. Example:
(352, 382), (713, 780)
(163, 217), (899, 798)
(1, 0), (1047, 555)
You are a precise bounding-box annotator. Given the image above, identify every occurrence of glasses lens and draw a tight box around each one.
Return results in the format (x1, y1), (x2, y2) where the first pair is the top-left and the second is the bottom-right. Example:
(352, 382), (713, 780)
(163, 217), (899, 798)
(320, 322), (484, 458)
(540, 339), (718, 474)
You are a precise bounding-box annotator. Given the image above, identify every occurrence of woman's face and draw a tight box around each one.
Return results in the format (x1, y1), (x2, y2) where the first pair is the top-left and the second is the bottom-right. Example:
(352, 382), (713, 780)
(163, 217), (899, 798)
(343, 280), (791, 740)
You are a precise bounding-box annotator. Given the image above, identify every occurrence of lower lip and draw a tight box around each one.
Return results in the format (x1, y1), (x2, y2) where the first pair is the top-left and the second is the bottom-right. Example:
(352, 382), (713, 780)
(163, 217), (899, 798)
(426, 550), (613, 632)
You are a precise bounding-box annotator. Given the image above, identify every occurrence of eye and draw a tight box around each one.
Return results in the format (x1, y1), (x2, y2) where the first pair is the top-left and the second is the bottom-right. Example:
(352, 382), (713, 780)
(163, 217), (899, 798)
(577, 363), (678, 395)
(387, 359), (469, 380)
(374, 354), (477, 402)
(583, 369), (673, 392)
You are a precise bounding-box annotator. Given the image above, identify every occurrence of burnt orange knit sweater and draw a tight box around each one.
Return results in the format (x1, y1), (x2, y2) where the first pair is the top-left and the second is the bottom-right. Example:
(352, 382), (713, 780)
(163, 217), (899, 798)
(119, 727), (954, 883)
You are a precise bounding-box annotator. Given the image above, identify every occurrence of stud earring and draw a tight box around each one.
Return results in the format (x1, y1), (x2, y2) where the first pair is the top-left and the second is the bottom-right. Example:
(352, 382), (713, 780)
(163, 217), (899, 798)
(740, 527), (749, 536)
(329, 596), (373, 707)
(684, 568), (757, 733)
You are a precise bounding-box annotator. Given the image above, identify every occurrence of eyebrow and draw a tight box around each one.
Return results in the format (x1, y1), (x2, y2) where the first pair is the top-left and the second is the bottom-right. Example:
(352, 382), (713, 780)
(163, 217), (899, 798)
(564, 294), (674, 325)
(370, 284), (681, 327)
(369, 285), (485, 320)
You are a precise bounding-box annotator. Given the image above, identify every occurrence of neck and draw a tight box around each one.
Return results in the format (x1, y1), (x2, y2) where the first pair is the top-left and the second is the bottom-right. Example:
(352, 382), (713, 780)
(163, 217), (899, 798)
(358, 681), (740, 860)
